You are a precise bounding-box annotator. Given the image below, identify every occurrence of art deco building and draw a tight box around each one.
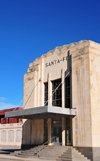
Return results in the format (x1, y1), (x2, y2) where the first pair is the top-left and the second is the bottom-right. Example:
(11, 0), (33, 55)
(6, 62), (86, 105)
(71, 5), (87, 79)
(6, 40), (100, 161)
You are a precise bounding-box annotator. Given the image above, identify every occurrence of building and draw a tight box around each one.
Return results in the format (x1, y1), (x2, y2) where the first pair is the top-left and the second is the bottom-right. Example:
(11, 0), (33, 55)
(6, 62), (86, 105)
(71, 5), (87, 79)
(0, 107), (23, 146)
(6, 40), (100, 161)
(0, 107), (23, 124)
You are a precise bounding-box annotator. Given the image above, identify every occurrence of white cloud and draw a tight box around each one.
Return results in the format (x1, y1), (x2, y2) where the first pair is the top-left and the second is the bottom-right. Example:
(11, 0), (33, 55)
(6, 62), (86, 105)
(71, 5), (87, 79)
(0, 97), (6, 101)
(0, 102), (17, 110)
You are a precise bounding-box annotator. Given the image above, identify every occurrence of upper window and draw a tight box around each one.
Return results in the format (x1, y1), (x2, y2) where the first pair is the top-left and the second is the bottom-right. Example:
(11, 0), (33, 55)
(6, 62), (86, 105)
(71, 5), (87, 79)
(44, 83), (48, 106)
(65, 76), (70, 108)
(52, 79), (62, 107)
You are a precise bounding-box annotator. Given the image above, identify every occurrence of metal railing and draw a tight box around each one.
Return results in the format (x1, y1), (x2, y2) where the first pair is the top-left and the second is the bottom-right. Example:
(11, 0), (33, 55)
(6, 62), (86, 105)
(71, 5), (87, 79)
(36, 136), (59, 157)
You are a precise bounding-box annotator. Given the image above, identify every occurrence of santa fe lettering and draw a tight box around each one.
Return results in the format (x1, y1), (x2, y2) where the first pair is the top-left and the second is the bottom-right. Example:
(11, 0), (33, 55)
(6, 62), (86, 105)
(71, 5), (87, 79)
(45, 56), (68, 67)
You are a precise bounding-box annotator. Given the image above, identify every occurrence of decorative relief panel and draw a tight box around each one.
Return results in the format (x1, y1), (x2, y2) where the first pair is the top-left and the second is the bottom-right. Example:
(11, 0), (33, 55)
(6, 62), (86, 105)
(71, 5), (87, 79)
(8, 130), (14, 142)
(16, 130), (22, 142)
(1, 130), (6, 142)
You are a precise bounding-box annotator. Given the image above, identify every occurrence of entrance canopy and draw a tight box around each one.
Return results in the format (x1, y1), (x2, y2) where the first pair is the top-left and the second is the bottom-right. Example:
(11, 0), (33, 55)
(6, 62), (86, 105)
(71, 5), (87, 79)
(5, 106), (76, 119)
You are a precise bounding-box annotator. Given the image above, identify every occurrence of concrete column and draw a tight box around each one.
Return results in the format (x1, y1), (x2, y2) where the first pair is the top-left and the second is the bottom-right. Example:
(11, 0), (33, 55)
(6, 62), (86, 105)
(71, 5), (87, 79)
(48, 118), (51, 144)
(31, 119), (34, 144)
(32, 119), (36, 144)
(33, 71), (37, 107)
(40, 57), (44, 106)
(30, 120), (32, 144)
(47, 73), (52, 144)
(61, 69), (65, 108)
(37, 119), (40, 144)
(62, 117), (66, 146)
(48, 73), (52, 106)
(37, 64), (40, 106)
(39, 119), (44, 144)
(70, 117), (72, 146)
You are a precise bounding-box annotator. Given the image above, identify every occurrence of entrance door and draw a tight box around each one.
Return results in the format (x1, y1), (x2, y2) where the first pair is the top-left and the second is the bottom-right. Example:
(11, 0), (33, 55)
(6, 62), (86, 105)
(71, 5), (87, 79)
(52, 118), (62, 143)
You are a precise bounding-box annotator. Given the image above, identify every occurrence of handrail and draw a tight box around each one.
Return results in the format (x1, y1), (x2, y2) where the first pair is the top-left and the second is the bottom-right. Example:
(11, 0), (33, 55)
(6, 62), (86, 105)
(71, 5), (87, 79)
(36, 136), (59, 157)
(41, 136), (57, 146)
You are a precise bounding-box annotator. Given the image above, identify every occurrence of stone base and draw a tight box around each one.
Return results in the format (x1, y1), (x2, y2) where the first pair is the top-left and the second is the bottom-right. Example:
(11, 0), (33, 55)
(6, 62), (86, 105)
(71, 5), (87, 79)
(73, 146), (100, 161)
(92, 147), (100, 161)
(73, 146), (93, 161)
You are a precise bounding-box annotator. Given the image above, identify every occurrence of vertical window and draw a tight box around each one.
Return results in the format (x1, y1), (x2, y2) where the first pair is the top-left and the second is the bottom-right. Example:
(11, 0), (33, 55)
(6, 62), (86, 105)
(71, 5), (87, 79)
(52, 79), (62, 107)
(44, 83), (48, 106)
(65, 76), (70, 108)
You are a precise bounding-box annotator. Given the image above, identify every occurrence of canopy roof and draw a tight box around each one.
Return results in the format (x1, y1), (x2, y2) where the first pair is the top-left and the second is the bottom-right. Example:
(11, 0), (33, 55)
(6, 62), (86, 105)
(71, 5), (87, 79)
(5, 106), (76, 119)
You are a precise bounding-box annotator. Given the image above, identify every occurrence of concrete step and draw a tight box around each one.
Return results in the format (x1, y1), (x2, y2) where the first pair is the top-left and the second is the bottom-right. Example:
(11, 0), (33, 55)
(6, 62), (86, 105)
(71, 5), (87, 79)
(9, 145), (90, 161)
(59, 156), (72, 158)
(20, 150), (38, 153)
(39, 157), (57, 160)
(57, 159), (72, 161)
(57, 148), (90, 161)
(15, 154), (37, 158)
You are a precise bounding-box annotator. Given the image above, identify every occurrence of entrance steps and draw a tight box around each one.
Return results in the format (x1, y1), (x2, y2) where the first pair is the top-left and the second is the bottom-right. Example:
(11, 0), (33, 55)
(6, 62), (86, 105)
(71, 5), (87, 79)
(57, 147), (90, 161)
(10, 145), (90, 161)
(10, 145), (43, 158)
(39, 145), (69, 160)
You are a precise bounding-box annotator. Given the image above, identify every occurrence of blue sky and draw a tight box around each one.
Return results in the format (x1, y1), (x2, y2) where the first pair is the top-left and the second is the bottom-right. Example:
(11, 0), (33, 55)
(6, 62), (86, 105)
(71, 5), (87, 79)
(0, 0), (100, 110)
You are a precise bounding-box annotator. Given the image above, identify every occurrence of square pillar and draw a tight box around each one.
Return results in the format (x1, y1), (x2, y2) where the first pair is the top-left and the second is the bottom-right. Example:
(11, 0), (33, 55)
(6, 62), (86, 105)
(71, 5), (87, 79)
(48, 73), (52, 106)
(62, 117), (66, 146)
(48, 118), (51, 144)
(48, 73), (52, 145)
(61, 69), (65, 108)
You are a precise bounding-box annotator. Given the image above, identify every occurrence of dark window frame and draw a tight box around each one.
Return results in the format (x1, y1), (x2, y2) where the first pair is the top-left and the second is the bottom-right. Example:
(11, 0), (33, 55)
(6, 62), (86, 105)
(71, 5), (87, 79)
(44, 82), (48, 106)
(52, 79), (62, 107)
(65, 76), (71, 108)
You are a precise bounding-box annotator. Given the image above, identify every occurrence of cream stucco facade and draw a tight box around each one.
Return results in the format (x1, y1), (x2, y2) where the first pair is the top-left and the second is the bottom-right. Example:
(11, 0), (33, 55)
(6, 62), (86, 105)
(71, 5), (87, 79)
(5, 40), (100, 161)
(23, 40), (100, 160)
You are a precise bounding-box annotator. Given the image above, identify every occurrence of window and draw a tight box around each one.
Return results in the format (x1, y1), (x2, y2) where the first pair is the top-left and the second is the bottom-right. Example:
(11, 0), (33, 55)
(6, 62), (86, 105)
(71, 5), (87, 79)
(44, 83), (48, 106)
(65, 76), (70, 108)
(52, 79), (62, 107)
